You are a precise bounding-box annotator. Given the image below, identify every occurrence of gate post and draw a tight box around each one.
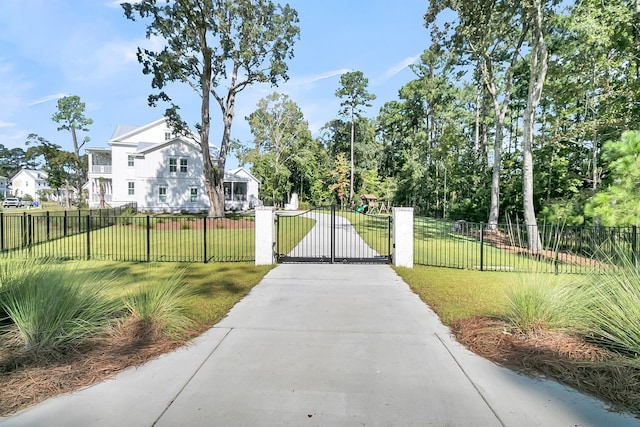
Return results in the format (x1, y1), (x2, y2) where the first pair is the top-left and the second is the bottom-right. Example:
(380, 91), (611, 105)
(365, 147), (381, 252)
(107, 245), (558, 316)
(255, 206), (275, 265)
(393, 207), (414, 268)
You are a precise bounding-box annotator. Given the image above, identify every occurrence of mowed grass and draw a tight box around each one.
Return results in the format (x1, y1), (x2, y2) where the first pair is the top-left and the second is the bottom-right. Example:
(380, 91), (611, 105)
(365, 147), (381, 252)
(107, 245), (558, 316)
(9, 216), (314, 263)
(394, 265), (514, 325)
(71, 261), (274, 326)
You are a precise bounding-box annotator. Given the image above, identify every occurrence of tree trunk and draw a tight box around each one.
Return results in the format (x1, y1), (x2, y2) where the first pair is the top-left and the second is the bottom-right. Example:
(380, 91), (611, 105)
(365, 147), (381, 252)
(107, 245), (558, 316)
(522, 0), (548, 252)
(64, 180), (71, 210)
(349, 112), (355, 205)
(70, 127), (82, 204)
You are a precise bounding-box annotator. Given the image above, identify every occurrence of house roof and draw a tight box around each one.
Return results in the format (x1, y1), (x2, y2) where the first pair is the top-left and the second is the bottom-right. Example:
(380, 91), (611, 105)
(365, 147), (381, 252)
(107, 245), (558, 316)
(110, 124), (139, 140)
(135, 137), (201, 155)
(109, 118), (168, 142)
(226, 166), (259, 184)
(10, 169), (48, 182)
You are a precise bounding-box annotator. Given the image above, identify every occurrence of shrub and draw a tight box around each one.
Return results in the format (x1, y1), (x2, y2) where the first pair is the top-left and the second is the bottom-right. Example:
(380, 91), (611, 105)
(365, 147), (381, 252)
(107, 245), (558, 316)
(0, 260), (119, 353)
(577, 254), (640, 356)
(123, 268), (194, 339)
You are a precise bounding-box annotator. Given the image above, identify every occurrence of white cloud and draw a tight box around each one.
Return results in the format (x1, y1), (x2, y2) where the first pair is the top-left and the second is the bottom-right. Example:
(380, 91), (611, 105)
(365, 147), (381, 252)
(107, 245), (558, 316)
(381, 54), (420, 82)
(28, 93), (67, 107)
(287, 69), (352, 87)
(0, 120), (14, 128)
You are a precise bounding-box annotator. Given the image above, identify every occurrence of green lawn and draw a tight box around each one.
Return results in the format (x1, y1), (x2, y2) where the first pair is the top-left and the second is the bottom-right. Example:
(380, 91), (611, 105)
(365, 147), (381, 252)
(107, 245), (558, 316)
(394, 265), (513, 325)
(74, 260), (274, 325)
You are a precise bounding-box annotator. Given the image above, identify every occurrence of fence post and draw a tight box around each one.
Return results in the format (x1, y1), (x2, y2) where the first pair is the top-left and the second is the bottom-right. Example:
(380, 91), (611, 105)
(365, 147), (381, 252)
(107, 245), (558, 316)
(46, 211), (50, 241)
(480, 224), (485, 272)
(203, 216), (207, 264)
(392, 207), (414, 268)
(633, 225), (638, 270)
(64, 210), (68, 237)
(86, 215), (91, 260)
(28, 214), (32, 248)
(0, 212), (3, 252)
(146, 215), (151, 263)
(21, 212), (26, 248)
(330, 204), (335, 264)
(255, 207), (274, 265)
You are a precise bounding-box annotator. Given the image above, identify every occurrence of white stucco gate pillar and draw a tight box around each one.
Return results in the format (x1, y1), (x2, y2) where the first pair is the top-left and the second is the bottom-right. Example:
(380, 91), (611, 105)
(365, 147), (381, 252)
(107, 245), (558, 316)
(393, 207), (414, 268)
(255, 206), (275, 265)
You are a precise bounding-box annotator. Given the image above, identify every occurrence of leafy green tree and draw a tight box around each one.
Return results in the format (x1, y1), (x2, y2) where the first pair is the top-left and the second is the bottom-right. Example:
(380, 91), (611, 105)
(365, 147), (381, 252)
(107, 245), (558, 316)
(51, 95), (92, 200)
(25, 134), (77, 206)
(123, 0), (300, 216)
(321, 117), (379, 195)
(335, 71), (376, 204)
(239, 93), (312, 205)
(328, 153), (350, 206)
(426, 0), (527, 226)
(0, 145), (29, 178)
(586, 131), (640, 226)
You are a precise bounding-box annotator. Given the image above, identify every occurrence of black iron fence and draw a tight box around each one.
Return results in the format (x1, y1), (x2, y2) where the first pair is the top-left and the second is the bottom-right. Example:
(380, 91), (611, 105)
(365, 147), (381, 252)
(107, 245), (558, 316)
(414, 217), (638, 273)
(0, 208), (254, 263)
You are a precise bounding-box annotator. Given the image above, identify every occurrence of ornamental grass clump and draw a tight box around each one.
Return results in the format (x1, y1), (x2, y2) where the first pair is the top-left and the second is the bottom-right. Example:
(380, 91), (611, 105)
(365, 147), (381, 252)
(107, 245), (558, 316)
(0, 259), (119, 353)
(123, 268), (195, 339)
(577, 254), (640, 356)
(505, 273), (581, 333)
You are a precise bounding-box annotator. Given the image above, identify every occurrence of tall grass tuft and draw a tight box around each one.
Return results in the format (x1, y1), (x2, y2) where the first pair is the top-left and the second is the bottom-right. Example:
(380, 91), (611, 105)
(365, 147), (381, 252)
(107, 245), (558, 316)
(123, 268), (195, 339)
(577, 253), (640, 356)
(505, 273), (582, 332)
(0, 259), (120, 353)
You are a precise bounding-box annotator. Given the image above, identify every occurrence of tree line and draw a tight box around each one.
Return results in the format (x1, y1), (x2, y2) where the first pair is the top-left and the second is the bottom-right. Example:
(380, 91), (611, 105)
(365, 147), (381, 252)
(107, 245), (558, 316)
(2, 95), (91, 207)
(234, 0), (640, 236)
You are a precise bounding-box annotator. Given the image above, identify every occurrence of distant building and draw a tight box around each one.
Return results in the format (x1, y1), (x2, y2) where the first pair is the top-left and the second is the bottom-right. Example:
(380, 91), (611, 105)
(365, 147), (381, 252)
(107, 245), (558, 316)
(9, 169), (50, 201)
(0, 176), (9, 198)
(85, 118), (260, 213)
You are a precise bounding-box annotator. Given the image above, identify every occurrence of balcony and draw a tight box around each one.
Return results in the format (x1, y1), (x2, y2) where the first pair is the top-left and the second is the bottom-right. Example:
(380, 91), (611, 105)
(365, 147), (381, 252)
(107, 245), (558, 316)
(91, 165), (112, 174)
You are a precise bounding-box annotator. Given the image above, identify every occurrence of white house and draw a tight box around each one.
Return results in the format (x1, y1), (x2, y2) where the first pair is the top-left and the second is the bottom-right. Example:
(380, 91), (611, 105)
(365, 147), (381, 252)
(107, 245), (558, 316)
(224, 167), (261, 211)
(9, 169), (50, 201)
(85, 118), (260, 213)
(0, 176), (9, 198)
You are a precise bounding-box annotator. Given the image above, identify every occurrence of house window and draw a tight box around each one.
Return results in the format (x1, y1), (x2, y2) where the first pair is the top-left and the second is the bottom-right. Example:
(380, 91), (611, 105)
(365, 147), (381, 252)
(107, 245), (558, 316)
(164, 132), (172, 141)
(190, 188), (197, 202)
(128, 182), (135, 195)
(169, 158), (177, 172)
(180, 158), (188, 173)
(158, 187), (167, 203)
(128, 155), (134, 167)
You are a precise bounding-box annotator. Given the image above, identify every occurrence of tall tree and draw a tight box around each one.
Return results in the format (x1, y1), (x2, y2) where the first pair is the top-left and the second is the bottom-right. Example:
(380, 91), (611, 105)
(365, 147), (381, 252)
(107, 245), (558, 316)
(123, 0), (300, 216)
(51, 95), (92, 204)
(521, 0), (553, 251)
(335, 71), (376, 204)
(586, 131), (640, 225)
(25, 134), (76, 206)
(238, 92), (312, 205)
(426, 0), (526, 227)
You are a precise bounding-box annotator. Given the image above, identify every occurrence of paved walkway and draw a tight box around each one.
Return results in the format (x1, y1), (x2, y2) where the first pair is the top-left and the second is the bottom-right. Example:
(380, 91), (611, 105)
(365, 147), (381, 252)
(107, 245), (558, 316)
(0, 264), (637, 426)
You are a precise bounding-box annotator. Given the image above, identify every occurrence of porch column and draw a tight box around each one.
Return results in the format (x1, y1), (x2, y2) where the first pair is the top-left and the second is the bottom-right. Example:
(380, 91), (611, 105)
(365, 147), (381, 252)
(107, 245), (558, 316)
(255, 206), (275, 265)
(393, 207), (414, 268)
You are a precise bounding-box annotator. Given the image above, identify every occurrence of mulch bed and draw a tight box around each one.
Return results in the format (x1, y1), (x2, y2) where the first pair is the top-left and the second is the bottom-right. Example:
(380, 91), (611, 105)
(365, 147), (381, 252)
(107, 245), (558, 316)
(451, 316), (640, 417)
(0, 320), (202, 416)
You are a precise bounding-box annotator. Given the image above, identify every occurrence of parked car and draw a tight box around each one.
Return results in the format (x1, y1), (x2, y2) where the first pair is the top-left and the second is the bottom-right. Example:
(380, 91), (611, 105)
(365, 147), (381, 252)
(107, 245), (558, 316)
(2, 197), (22, 208)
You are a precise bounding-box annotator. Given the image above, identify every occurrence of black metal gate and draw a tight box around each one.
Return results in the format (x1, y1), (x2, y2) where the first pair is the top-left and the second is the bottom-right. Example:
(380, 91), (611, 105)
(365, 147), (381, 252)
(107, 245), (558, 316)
(276, 205), (391, 264)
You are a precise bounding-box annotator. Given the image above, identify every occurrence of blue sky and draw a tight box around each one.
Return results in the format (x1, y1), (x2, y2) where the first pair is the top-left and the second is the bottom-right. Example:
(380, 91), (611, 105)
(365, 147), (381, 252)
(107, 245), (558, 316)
(0, 0), (432, 169)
